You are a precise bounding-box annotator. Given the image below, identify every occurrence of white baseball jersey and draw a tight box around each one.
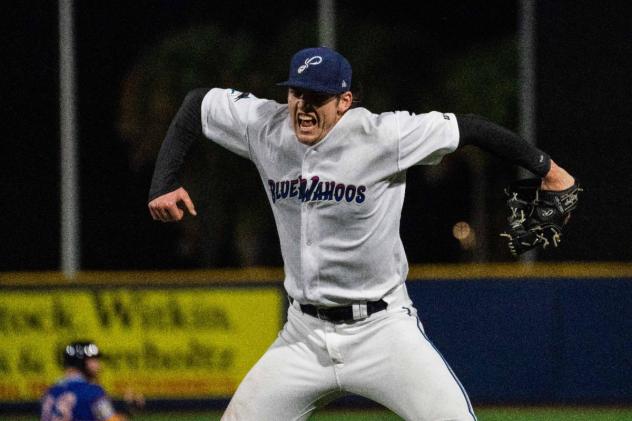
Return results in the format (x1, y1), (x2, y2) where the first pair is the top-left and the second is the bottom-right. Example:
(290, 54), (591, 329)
(201, 88), (459, 306)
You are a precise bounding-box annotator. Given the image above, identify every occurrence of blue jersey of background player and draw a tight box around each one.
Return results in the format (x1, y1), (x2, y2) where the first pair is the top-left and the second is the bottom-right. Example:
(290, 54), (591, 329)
(40, 341), (127, 421)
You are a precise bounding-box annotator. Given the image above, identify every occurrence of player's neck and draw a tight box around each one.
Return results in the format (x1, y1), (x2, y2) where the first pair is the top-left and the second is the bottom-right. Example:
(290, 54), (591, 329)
(65, 367), (94, 381)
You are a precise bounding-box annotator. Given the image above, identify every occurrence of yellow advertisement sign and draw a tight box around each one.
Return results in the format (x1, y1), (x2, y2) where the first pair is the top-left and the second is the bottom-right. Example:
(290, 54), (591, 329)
(0, 287), (283, 401)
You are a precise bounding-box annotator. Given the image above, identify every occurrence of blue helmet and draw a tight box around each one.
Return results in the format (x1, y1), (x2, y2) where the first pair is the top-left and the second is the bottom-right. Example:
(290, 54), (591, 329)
(62, 341), (101, 371)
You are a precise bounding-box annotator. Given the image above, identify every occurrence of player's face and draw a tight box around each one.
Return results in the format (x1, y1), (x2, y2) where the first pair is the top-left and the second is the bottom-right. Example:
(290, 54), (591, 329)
(288, 88), (353, 146)
(84, 357), (102, 379)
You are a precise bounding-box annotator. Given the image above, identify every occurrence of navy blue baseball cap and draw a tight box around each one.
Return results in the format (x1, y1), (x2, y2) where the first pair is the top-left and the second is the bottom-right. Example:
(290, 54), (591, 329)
(277, 47), (352, 94)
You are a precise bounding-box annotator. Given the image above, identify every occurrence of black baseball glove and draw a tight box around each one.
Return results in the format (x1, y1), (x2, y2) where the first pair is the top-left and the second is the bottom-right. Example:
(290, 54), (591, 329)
(500, 178), (582, 256)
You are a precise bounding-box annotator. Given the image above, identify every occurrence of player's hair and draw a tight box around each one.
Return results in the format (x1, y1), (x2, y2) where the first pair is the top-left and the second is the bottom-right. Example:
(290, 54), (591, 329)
(349, 81), (363, 108)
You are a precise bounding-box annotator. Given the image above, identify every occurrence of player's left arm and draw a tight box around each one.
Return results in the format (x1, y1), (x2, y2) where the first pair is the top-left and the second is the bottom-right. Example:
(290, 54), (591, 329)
(456, 113), (581, 255)
(455, 113), (574, 189)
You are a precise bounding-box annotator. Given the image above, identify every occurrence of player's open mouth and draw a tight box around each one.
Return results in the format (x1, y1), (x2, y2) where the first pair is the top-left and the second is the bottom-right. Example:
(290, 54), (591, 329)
(298, 114), (317, 130)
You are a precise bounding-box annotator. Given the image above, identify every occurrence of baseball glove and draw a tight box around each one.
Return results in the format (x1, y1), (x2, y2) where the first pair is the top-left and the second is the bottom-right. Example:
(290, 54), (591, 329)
(500, 178), (582, 256)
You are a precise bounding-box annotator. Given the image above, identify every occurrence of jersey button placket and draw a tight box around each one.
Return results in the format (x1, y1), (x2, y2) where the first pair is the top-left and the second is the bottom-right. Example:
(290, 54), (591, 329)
(301, 189), (310, 248)
(305, 200), (314, 246)
(301, 153), (312, 291)
(302, 150), (315, 248)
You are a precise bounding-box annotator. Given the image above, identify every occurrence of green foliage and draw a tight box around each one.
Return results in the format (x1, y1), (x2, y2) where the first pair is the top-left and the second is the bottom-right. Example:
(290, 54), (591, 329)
(117, 22), (524, 266)
(428, 37), (519, 130)
(117, 25), (296, 267)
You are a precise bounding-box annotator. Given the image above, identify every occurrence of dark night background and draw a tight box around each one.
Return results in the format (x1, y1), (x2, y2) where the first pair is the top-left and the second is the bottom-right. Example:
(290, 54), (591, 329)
(3, 1), (631, 271)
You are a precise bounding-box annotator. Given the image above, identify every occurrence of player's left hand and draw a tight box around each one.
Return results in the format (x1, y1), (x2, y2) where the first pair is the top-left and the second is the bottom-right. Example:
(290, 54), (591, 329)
(540, 160), (575, 191)
(500, 169), (582, 256)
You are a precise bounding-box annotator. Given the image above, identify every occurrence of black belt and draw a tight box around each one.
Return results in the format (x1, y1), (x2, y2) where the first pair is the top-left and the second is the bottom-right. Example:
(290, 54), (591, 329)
(293, 298), (388, 323)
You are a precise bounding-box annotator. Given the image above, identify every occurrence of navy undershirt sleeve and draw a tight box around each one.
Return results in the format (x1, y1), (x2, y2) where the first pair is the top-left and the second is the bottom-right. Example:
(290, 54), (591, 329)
(456, 113), (551, 177)
(148, 88), (208, 202)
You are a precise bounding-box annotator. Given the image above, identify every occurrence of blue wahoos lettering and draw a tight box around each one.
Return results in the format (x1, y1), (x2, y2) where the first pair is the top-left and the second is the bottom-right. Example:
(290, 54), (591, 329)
(268, 175), (366, 204)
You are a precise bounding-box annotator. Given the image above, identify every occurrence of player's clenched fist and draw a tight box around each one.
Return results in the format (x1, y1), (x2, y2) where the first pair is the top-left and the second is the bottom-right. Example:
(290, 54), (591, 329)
(148, 187), (197, 222)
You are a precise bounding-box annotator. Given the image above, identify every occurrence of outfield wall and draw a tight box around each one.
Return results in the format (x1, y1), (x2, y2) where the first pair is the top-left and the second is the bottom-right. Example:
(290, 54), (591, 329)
(0, 263), (630, 409)
(408, 277), (632, 404)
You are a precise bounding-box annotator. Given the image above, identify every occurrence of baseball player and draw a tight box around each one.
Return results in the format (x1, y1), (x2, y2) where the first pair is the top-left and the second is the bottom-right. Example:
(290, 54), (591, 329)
(148, 47), (575, 420)
(40, 341), (128, 421)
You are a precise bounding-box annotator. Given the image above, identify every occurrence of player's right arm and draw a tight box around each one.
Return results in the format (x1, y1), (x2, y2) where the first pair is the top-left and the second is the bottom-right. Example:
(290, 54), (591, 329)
(147, 88), (208, 222)
(148, 187), (196, 222)
(148, 87), (267, 222)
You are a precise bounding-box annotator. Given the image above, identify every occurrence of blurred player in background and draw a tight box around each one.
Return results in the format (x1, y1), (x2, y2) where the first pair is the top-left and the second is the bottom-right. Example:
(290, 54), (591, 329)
(40, 341), (129, 421)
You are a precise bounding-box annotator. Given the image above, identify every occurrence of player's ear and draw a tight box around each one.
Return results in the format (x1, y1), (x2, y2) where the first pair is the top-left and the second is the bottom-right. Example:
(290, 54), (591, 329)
(337, 91), (353, 113)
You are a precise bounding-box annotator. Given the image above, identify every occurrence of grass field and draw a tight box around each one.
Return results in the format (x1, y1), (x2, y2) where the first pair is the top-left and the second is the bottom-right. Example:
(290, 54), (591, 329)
(3, 407), (632, 420)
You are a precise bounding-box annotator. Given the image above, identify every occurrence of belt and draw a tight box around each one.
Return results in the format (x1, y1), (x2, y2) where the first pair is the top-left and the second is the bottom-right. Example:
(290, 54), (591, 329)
(292, 298), (388, 323)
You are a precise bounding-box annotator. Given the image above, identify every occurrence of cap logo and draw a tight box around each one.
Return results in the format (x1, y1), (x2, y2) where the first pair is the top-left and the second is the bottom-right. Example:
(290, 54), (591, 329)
(297, 56), (323, 74)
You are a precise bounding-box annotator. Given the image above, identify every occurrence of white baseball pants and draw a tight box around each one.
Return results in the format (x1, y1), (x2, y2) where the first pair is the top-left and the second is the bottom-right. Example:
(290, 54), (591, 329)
(221, 284), (476, 421)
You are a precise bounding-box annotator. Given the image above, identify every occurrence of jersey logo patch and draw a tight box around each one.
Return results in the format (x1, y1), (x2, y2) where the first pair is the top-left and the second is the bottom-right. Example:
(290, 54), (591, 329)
(298, 56), (323, 74)
(234, 91), (251, 101)
(228, 89), (251, 101)
(268, 175), (366, 204)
